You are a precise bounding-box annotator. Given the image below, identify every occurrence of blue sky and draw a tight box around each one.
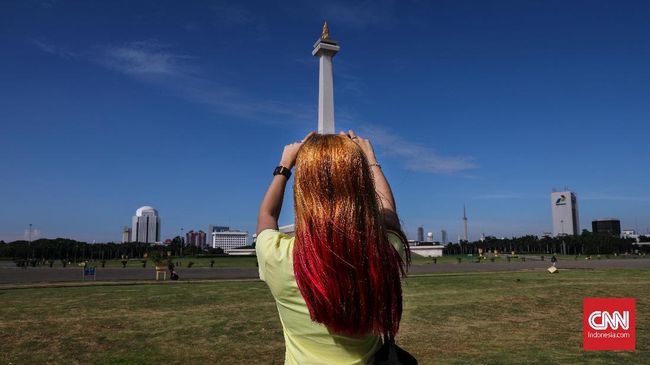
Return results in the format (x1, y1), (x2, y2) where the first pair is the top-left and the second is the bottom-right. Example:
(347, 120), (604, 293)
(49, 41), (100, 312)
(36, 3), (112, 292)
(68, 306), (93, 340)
(1, 0), (649, 243)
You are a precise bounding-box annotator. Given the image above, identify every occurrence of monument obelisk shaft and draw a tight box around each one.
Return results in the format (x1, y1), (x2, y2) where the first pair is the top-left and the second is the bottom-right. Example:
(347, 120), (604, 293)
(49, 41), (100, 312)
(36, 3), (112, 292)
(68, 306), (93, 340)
(312, 22), (340, 134)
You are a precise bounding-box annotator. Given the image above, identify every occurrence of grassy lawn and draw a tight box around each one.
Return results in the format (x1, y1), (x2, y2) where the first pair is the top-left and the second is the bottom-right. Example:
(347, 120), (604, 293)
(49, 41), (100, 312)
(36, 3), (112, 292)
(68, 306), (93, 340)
(1, 268), (647, 364)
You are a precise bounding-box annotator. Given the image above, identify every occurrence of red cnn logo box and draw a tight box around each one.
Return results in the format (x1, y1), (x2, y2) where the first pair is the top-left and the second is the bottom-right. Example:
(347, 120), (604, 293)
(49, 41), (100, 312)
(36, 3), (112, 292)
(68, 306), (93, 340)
(583, 298), (635, 351)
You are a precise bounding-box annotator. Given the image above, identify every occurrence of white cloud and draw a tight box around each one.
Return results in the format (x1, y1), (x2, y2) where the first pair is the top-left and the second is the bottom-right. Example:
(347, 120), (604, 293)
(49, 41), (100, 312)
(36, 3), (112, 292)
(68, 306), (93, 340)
(31, 39), (76, 58)
(96, 41), (313, 124)
(31, 38), (313, 124)
(359, 124), (477, 174)
(100, 41), (192, 77)
(32, 39), (475, 176)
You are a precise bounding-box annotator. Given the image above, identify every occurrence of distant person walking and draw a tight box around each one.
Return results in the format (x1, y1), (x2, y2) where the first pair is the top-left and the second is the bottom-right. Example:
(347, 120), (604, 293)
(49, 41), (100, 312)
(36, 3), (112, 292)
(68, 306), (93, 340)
(256, 131), (416, 364)
(168, 262), (179, 280)
(551, 254), (558, 267)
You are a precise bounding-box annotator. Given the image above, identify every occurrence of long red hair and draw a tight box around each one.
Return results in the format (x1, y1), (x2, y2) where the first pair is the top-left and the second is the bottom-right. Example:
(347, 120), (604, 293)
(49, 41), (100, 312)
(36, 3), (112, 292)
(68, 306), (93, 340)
(293, 134), (409, 337)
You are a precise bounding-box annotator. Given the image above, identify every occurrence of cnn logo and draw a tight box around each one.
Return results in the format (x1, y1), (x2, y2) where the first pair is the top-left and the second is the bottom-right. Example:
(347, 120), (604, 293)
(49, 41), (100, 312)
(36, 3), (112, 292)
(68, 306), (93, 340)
(587, 310), (629, 330)
(583, 298), (635, 351)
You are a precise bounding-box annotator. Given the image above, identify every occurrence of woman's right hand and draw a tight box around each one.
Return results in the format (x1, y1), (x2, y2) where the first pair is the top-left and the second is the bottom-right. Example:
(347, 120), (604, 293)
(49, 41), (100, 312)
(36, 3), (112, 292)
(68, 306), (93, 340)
(279, 131), (315, 169)
(340, 130), (377, 164)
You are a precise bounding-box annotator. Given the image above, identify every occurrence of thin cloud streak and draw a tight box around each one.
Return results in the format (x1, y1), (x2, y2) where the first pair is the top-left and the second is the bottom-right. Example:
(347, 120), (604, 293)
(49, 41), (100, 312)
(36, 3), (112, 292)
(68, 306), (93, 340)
(28, 39), (313, 125)
(96, 41), (313, 124)
(31, 39), (77, 58)
(100, 41), (192, 77)
(32, 40), (473, 175)
(360, 124), (477, 175)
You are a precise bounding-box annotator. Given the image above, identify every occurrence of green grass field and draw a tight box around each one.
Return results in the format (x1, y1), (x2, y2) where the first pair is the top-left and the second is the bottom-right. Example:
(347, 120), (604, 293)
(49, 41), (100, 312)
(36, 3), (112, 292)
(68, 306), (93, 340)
(1, 268), (647, 364)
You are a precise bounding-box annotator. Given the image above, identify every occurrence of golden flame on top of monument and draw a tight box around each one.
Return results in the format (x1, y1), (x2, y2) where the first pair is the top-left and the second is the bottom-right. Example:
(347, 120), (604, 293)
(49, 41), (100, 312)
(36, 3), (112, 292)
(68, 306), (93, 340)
(322, 21), (329, 39)
(319, 21), (338, 44)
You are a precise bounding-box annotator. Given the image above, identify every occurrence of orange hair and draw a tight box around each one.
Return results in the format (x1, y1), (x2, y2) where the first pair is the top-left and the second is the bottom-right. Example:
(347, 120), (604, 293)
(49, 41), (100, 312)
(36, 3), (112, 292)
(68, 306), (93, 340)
(292, 134), (408, 336)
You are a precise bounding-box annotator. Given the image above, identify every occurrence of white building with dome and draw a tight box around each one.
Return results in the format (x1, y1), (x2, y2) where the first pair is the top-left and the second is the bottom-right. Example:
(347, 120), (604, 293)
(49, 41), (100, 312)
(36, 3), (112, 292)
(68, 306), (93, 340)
(131, 206), (161, 243)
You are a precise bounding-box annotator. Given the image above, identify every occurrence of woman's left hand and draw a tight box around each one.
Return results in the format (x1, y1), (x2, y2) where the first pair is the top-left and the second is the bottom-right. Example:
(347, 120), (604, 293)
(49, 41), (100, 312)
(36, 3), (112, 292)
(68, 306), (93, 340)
(279, 131), (314, 169)
(340, 130), (377, 164)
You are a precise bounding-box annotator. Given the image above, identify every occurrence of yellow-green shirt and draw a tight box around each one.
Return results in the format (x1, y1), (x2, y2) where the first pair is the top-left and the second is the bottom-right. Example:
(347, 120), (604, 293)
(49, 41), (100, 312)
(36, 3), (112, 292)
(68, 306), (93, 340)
(256, 228), (405, 365)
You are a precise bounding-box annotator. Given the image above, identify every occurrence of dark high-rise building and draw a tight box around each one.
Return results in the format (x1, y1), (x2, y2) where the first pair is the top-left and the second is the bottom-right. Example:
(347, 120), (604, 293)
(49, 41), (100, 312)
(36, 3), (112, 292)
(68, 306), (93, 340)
(592, 219), (621, 236)
(186, 230), (207, 248)
(417, 226), (424, 242)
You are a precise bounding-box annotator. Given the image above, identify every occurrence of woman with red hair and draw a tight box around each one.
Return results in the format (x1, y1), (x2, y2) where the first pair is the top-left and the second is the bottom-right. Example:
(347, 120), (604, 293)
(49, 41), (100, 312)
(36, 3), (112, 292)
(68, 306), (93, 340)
(256, 130), (414, 364)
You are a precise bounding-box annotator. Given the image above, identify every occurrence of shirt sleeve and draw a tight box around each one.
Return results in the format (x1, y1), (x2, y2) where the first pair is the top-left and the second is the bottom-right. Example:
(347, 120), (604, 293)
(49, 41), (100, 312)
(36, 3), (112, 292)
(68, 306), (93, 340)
(255, 229), (275, 282)
(255, 229), (294, 283)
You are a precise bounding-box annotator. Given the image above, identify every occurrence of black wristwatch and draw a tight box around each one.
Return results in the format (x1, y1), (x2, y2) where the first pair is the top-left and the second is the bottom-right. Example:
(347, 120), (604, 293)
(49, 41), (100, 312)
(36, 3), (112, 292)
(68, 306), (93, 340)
(273, 166), (292, 179)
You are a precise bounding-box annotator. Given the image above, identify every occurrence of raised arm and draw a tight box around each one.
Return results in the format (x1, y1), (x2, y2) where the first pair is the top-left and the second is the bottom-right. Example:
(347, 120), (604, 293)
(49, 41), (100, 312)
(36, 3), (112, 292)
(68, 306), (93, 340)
(256, 174), (288, 236)
(344, 130), (401, 232)
(256, 132), (314, 236)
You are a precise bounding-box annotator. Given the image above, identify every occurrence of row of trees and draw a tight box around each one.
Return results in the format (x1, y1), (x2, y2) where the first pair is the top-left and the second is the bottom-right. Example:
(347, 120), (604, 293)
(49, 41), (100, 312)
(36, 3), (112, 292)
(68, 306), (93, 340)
(2, 232), (647, 261)
(442, 232), (648, 256)
(0, 237), (225, 261)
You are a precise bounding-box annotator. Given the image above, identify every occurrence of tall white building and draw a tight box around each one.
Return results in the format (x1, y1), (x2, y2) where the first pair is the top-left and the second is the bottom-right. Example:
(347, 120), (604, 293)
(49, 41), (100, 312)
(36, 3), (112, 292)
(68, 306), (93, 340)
(212, 230), (248, 252)
(551, 191), (580, 236)
(131, 206), (161, 243)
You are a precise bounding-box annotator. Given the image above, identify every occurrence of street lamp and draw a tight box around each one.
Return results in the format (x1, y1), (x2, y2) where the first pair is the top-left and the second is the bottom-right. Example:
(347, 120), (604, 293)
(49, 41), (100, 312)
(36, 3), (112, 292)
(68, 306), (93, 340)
(28, 223), (32, 243)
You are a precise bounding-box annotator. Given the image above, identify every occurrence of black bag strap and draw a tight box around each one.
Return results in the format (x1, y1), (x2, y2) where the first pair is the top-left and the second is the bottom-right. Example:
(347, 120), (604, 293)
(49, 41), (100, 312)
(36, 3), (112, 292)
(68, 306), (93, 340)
(374, 334), (418, 365)
(374, 335), (398, 365)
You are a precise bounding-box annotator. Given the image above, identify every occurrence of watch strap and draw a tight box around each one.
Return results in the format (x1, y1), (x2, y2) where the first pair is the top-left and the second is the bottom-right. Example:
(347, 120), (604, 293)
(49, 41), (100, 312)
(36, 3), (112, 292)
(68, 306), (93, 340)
(273, 166), (292, 179)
